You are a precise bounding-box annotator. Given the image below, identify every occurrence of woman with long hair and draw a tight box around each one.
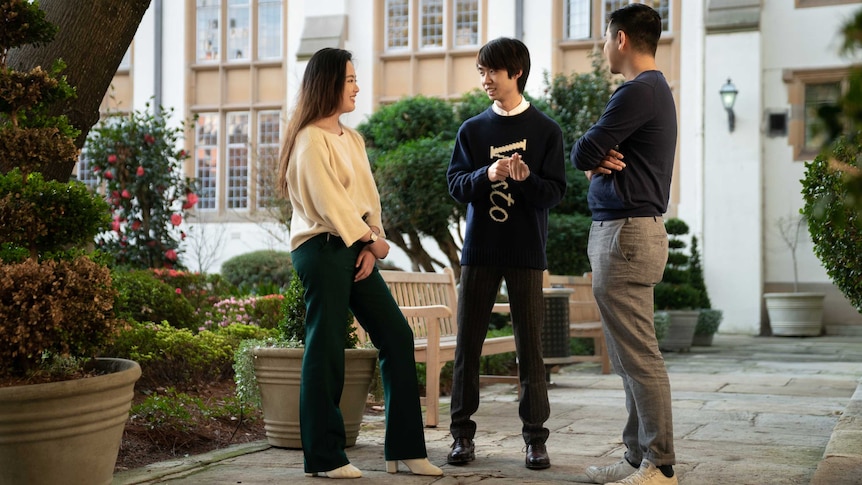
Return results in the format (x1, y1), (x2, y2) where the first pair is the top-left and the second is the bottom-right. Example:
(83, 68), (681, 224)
(277, 48), (442, 479)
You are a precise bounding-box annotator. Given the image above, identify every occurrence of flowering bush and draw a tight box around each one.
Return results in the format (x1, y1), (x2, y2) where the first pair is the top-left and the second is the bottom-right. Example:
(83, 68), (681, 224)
(86, 104), (197, 269)
(149, 268), (235, 316)
(198, 294), (285, 331)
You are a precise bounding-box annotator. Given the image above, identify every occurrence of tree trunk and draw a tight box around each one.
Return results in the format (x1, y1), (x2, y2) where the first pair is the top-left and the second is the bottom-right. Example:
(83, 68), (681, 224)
(7, 0), (151, 182)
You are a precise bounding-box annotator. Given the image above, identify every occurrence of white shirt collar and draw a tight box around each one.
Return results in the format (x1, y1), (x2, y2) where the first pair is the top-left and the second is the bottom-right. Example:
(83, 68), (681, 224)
(491, 96), (530, 117)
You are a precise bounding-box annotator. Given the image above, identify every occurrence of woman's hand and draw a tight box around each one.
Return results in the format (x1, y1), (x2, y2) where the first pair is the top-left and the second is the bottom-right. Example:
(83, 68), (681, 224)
(354, 249), (377, 281)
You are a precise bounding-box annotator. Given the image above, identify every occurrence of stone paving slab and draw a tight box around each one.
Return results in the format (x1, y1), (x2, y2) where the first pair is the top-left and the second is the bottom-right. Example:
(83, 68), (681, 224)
(114, 335), (862, 485)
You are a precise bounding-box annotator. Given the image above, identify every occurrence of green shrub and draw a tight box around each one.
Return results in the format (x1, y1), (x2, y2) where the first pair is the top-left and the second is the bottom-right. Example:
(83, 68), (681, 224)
(129, 387), (257, 444)
(0, 170), (110, 259)
(689, 236), (712, 309)
(802, 133), (862, 312)
(481, 327), (517, 377)
(131, 387), (200, 433)
(151, 268), (236, 312)
(112, 269), (198, 330)
(654, 218), (703, 310)
(655, 312), (670, 340)
(220, 250), (294, 292)
(357, 95), (459, 155)
(106, 321), (275, 389)
(279, 272), (358, 348)
(570, 337), (595, 356)
(696, 309), (723, 336)
(547, 212), (592, 276)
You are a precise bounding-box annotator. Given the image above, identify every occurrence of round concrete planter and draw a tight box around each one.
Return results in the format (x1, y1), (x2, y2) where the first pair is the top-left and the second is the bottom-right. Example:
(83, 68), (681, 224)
(658, 310), (699, 352)
(252, 347), (377, 449)
(0, 357), (141, 485)
(764, 292), (825, 337)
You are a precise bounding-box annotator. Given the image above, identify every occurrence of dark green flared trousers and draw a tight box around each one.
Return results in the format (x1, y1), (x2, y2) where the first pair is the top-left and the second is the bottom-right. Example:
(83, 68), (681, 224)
(291, 234), (428, 473)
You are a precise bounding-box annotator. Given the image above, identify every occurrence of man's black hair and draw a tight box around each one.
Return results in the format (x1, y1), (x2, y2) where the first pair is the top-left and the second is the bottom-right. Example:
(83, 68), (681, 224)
(477, 37), (530, 93)
(608, 3), (662, 56)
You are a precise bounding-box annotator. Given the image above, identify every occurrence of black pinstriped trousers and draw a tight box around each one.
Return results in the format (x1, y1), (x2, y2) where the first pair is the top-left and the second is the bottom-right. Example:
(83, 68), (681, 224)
(449, 265), (551, 445)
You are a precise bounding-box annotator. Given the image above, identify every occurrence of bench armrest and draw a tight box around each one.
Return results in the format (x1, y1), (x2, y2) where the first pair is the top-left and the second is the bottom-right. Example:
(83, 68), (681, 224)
(399, 305), (452, 319)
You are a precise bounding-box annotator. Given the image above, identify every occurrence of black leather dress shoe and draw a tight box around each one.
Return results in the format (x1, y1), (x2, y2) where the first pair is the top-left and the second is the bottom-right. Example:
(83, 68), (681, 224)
(446, 437), (475, 465)
(525, 443), (551, 469)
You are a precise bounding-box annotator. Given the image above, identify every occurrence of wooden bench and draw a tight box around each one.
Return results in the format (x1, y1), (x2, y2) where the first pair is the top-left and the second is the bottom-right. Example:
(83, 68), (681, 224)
(546, 273), (611, 374)
(355, 268), (516, 428)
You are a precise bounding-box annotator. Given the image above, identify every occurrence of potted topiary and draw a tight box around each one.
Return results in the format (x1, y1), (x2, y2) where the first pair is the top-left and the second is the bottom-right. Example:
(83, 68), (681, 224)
(0, 2), (140, 484)
(233, 272), (377, 449)
(762, 214), (825, 336)
(689, 235), (723, 346)
(654, 218), (703, 352)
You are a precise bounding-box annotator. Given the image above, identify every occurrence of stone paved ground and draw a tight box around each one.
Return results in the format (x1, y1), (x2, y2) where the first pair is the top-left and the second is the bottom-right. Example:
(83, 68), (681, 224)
(114, 334), (862, 485)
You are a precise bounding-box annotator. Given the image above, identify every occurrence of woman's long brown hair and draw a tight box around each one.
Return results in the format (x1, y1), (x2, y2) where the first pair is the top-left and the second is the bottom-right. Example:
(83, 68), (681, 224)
(277, 48), (352, 197)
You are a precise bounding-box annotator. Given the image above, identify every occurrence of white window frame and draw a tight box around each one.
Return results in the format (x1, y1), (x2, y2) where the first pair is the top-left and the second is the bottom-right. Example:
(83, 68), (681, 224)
(386, 0), (411, 51)
(195, 113), (220, 211)
(256, 110), (281, 210)
(453, 0), (480, 47)
(196, 0), (221, 62)
(565, 0), (591, 40)
(420, 0), (444, 49)
(257, 0), (282, 59)
(226, 111), (250, 210)
(602, 0), (671, 34)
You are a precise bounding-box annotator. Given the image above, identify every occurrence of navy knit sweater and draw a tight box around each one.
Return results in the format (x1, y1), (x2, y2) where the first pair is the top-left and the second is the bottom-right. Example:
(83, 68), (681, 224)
(570, 70), (677, 221)
(447, 105), (567, 270)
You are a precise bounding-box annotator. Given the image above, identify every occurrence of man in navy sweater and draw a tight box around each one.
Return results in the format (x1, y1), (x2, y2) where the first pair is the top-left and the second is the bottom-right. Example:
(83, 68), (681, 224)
(446, 37), (566, 470)
(571, 4), (678, 485)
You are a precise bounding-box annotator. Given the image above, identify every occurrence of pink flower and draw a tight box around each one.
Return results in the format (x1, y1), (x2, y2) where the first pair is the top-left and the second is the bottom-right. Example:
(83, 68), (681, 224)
(175, 288), (182, 295)
(182, 192), (199, 210)
(170, 213), (182, 226)
(144, 134), (155, 145)
(136, 166), (145, 176)
(112, 217), (121, 232)
(165, 249), (178, 261)
(121, 189), (131, 199)
(180, 231), (187, 240)
(131, 220), (141, 231)
(178, 150), (187, 159)
(107, 154), (117, 164)
(104, 171), (113, 180)
(92, 166), (100, 173)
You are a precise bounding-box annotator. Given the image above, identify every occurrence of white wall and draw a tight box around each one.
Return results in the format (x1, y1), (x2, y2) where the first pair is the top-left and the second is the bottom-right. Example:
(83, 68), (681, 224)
(759, 1), (857, 286)
(702, 31), (763, 334)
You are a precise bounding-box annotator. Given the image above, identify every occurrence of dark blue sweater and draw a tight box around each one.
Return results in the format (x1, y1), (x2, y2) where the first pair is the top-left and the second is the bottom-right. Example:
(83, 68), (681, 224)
(571, 70), (677, 221)
(447, 105), (567, 269)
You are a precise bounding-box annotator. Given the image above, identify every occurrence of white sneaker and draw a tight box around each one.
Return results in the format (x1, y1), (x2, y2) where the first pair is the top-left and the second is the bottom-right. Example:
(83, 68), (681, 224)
(607, 460), (677, 485)
(585, 458), (639, 483)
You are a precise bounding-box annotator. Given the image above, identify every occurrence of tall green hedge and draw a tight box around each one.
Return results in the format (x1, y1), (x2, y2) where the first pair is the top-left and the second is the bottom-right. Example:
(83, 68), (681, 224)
(802, 134), (862, 312)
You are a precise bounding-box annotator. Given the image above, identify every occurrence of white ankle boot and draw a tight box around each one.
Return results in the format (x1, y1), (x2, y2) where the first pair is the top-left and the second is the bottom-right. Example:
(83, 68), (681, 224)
(385, 458), (443, 476)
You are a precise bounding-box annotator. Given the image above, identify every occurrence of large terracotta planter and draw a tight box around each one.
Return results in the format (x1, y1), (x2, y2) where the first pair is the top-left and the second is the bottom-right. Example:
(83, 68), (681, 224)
(0, 358), (141, 485)
(252, 347), (377, 449)
(764, 292), (825, 337)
